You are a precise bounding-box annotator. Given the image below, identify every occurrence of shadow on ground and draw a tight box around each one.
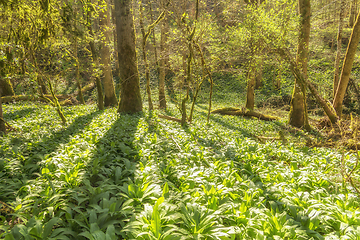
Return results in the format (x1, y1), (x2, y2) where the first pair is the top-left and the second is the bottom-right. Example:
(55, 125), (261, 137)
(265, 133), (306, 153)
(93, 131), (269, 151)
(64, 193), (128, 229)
(0, 110), (102, 202)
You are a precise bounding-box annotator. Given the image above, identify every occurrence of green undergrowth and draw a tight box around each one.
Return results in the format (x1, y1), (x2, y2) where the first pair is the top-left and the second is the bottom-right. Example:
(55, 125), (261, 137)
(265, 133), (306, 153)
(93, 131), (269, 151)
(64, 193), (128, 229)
(1, 103), (360, 240)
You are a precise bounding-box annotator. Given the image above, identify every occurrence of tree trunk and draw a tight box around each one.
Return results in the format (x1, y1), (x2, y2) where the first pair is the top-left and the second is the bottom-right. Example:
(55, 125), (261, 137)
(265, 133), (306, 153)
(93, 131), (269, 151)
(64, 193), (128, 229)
(139, 2), (154, 111)
(289, 0), (311, 129)
(333, 9), (360, 117)
(277, 48), (339, 124)
(115, 0), (142, 113)
(149, 1), (160, 76)
(74, 39), (85, 105)
(0, 78), (15, 96)
(87, 6), (104, 111)
(99, 0), (117, 107)
(254, 62), (263, 89)
(111, 0), (120, 78)
(29, 48), (47, 95)
(349, 0), (357, 27)
(159, 0), (167, 109)
(37, 75), (48, 95)
(0, 90), (6, 135)
(245, 63), (256, 110)
(333, 0), (346, 98)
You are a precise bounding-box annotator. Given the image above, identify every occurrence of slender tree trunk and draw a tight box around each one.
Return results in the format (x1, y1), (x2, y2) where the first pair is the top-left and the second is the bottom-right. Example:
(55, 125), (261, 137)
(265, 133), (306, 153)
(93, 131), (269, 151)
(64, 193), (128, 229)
(115, 0), (142, 113)
(149, 1), (160, 76)
(254, 59), (263, 89)
(99, 0), (117, 107)
(349, 0), (357, 27)
(289, 0), (311, 129)
(87, 6), (104, 111)
(277, 48), (338, 124)
(38, 76), (48, 95)
(47, 79), (67, 125)
(74, 39), (85, 105)
(111, 0), (120, 78)
(334, 0), (346, 98)
(29, 47), (47, 95)
(0, 90), (6, 135)
(139, 2), (154, 111)
(333, 10), (360, 117)
(159, 0), (167, 109)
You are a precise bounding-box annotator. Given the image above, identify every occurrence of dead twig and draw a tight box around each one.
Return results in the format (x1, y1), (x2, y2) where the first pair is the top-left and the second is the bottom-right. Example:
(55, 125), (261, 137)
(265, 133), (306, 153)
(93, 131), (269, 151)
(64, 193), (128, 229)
(0, 117), (17, 132)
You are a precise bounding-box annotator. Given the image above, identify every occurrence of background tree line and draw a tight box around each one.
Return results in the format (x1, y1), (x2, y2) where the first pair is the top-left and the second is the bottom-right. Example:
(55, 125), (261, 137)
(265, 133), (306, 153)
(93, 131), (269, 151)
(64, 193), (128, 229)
(1, 0), (360, 132)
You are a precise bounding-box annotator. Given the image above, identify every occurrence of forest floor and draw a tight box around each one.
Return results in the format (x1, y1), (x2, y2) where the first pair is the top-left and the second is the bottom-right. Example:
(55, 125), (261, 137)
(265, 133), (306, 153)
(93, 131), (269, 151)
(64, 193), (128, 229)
(1, 101), (360, 239)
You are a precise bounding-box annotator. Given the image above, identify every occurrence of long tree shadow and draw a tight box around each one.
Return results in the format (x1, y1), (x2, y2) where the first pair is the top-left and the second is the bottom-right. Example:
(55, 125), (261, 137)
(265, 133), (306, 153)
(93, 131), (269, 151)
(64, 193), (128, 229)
(196, 103), (321, 142)
(0, 110), (102, 202)
(196, 109), (258, 140)
(163, 109), (328, 238)
(86, 113), (141, 186)
(3, 106), (38, 121)
(65, 113), (142, 239)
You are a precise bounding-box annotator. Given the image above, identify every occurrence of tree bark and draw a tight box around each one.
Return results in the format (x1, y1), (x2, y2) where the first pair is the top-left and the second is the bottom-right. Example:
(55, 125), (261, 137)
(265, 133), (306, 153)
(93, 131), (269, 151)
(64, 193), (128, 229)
(99, 0), (117, 107)
(349, 0), (357, 27)
(0, 78), (15, 96)
(333, 9), (360, 117)
(289, 0), (311, 129)
(139, 2), (154, 111)
(277, 48), (338, 124)
(159, 0), (167, 109)
(74, 38), (85, 105)
(149, 1), (160, 76)
(0, 90), (6, 135)
(111, 0), (120, 78)
(255, 60), (263, 89)
(245, 62), (256, 110)
(87, 5), (104, 111)
(115, 0), (142, 113)
(211, 107), (278, 121)
(333, 0), (346, 98)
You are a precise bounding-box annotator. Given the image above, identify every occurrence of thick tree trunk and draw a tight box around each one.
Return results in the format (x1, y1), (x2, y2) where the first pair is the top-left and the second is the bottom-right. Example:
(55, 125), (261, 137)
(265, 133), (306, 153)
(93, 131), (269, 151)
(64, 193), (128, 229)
(289, 0), (311, 129)
(99, 0), (117, 107)
(0, 78), (15, 96)
(115, 0), (142, 113)
(333, 0), (346, 98)
(333, 10), (360, 117)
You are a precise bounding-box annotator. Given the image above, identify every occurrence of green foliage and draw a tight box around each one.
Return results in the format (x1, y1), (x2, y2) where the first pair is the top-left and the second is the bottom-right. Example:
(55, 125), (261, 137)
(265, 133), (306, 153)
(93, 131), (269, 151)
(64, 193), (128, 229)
(1, 102), (360, 239)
